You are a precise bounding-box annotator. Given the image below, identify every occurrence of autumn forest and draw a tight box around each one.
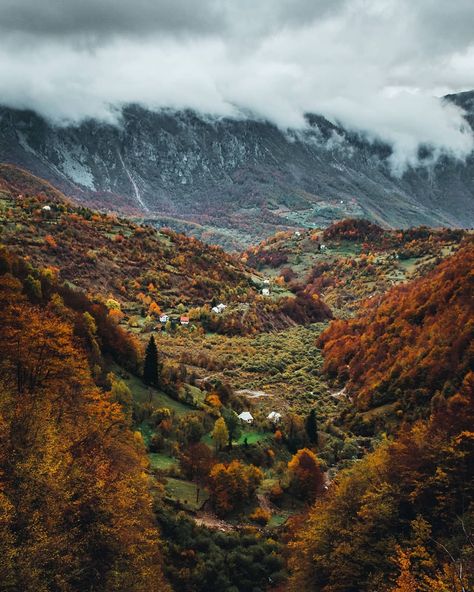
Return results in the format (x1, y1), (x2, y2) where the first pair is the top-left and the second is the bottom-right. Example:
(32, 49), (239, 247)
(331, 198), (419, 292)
(0, 164), (473, 592)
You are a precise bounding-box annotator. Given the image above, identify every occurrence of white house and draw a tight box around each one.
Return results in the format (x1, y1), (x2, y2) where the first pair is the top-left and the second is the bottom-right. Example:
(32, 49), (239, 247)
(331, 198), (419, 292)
(212, 303), (227, 314)
(238, 411), (254, 424)
(42, 205), (52, 211)
(294, 231), (301, 237)
(263, 279), (270, 285)
(262, 288), (270, 296)
(159, 314), (169, 323)
(267, 411), (282, 424)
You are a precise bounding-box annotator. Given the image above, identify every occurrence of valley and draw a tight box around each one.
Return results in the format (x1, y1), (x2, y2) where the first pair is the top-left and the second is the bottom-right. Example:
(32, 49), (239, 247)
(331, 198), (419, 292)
(0, 164), (472, 591)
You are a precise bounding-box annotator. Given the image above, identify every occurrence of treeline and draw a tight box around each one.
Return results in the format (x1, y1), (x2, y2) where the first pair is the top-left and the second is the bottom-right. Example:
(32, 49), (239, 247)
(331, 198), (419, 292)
(0, 248), (169, 591)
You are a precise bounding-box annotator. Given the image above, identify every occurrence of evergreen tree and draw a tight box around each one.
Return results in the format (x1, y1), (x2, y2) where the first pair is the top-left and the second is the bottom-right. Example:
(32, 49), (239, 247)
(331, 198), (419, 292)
(143, 335), (160, 387)
(222, 409), (241, 449)
(305, 408), (318, 445)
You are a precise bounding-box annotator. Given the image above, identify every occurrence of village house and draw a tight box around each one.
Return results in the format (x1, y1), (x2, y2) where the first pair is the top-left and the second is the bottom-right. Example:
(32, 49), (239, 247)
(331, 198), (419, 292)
(211, 303), (227, 314)
(262, 287), (270, 296)
(41, 205), (53, 218)
(180, 315), (190, 325)
(267, 411), (282, 423)
(238, 411), (254, 424)
(159, 314), (169, 323)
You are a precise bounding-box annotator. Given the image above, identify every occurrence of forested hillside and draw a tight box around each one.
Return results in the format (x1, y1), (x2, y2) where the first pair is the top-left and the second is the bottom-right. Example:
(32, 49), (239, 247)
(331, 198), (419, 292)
(244, 218), (466, 317)
(288, 244), (474, 592)
(288, 372), (474, 592)
(0, 250), (169, 591)
(319, 242), (473, 431)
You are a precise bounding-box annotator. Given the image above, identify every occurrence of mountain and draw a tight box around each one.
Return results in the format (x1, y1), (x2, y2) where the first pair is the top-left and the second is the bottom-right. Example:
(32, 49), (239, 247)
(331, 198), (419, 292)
(1, 92), (473, 249)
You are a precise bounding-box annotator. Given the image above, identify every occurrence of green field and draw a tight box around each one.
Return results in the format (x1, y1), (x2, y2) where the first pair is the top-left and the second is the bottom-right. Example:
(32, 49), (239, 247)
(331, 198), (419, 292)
(165, 477), (209, 511)
(110, 363), (192, 415)
(149, 453), (178, 471)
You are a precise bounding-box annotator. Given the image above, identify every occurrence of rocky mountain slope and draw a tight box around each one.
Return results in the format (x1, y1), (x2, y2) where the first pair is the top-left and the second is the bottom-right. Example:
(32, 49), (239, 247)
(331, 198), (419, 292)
(0, 91), (473, 248)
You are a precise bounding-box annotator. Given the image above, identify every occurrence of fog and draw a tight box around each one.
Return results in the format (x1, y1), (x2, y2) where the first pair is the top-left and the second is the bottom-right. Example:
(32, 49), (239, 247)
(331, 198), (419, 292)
(0, 0), (473, 172)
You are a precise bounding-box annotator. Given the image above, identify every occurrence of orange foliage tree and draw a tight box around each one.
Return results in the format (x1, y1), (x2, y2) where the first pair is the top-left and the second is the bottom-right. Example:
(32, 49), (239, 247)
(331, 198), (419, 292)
(208, 460), (263, 516)
(288, 448), (325, 502)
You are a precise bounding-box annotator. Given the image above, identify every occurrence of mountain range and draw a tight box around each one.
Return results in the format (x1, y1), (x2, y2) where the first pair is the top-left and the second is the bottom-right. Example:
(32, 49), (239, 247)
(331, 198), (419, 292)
(0, 90), (473, 249)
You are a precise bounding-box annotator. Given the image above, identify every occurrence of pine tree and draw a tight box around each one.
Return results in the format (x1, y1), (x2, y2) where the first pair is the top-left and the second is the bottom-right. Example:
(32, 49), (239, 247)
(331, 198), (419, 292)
(305, 408), (318, 445)
(143, 335), (160, 387)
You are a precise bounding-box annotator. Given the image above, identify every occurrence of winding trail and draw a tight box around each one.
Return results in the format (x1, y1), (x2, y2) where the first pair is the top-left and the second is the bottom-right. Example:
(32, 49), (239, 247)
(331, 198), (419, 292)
(236, 389), (273, 399)
(194, 512), (236, 532)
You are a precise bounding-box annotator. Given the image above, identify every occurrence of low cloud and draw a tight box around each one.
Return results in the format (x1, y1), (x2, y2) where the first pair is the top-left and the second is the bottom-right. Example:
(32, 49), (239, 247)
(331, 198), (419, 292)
(0, 0), (473, 173)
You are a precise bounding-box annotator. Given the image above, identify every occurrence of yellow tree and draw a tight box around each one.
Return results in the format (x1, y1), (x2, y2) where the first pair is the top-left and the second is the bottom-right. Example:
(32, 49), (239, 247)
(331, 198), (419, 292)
(212, 417), (229, 451)
(391, 548), (418, 592)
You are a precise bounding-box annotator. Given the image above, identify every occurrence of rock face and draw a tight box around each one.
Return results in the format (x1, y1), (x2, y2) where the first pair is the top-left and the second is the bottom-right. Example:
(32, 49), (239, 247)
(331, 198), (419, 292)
(0, 92), (473, 248)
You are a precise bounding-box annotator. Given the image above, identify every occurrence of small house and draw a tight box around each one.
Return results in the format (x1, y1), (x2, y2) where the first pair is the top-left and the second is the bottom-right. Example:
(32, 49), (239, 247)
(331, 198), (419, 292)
(159, 314), (169, 323)
(263, 279), (270, 285)
(238, 411), (254, 424)
(267, 411), (282, 424)
(180, 315), (190, 326)
(42, 205), (52, 211)
(262, 288), (270, 296)
(294, 230), (301, 237)
(212, 303), (227, 314)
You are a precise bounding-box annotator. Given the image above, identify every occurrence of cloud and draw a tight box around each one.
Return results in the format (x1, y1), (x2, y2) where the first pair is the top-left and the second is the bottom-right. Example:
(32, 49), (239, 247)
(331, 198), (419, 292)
(0, 0), (473, 172)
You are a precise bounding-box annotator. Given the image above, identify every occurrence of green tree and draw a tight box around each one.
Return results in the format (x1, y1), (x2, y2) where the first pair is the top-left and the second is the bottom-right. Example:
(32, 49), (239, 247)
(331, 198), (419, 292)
(110, 377), (133, 424)
(305, 409), (318, 445)
(222, 409), (242, 449)
(143, 335), (161, 387)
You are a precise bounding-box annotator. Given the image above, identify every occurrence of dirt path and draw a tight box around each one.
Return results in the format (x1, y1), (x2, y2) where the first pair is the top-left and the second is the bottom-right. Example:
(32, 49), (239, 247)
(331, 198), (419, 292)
(194, 512), (236, 532)
(257, 492), (273, 514)
(236, 389), (273, 399)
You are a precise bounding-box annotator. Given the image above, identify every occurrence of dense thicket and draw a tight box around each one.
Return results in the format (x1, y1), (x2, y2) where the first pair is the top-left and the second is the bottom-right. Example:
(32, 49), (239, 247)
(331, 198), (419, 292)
(157, 508), (286, 592)
(0, 257), (168, 591)
(322, 218), (385, 242)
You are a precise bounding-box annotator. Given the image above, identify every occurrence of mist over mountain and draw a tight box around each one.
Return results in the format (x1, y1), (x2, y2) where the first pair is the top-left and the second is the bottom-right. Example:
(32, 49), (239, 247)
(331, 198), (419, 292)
(0, 92), (473, 248)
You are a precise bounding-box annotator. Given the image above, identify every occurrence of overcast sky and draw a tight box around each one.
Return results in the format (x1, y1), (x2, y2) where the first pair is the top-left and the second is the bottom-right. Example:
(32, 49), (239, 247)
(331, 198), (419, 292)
(0, 0), (473, 170)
